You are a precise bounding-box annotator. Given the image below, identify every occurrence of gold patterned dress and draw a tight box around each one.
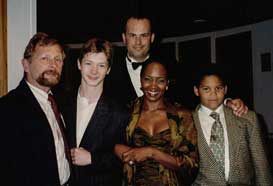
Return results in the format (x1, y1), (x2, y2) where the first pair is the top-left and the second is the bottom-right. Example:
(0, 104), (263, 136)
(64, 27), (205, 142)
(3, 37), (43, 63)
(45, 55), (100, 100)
(132, 127), (172, 186)
(124, 97), (199, 186)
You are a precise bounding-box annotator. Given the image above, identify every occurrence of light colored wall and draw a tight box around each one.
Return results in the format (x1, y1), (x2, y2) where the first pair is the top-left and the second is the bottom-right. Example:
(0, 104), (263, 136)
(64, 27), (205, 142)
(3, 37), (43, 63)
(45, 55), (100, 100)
(7, 0), (36, 90)
(252, 19), (273, 133)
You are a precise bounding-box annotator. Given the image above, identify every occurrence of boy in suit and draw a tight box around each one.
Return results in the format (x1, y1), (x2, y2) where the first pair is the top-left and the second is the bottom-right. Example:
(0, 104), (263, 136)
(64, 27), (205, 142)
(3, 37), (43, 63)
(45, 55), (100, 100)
(59, 38), (129, 186)
(192, 64), (272, 185)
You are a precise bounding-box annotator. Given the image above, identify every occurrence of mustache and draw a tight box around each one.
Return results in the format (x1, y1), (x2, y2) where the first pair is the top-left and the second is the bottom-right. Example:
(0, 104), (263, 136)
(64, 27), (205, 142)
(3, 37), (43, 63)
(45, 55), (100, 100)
(43, 69), (60, 76)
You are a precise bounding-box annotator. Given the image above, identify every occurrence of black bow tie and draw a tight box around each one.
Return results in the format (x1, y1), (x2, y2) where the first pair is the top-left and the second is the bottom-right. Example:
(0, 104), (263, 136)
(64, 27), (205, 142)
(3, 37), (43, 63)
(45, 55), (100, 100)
(127, 56), (148, 70)
(132, 62), (146, 70)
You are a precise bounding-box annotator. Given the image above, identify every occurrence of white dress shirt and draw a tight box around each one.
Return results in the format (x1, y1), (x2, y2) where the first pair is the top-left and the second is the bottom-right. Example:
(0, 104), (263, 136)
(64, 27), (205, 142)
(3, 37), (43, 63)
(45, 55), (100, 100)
(76, 90), (98, 147)
(198, 104), (230, 180)
(27, 81), (70, 185)
(126, 55), (149, 97)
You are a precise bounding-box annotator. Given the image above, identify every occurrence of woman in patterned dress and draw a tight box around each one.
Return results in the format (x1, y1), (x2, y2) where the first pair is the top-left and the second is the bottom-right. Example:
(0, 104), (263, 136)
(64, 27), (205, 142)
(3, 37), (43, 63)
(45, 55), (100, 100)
(115, 59), (199, 186)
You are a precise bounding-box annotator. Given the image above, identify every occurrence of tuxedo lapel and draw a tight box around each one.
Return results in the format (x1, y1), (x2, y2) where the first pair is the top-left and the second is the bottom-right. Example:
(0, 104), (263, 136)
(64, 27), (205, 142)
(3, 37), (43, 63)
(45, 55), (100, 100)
(79, 94), (110, 150)
(121, 59), (137, 100)
(105, 57), (138, 107)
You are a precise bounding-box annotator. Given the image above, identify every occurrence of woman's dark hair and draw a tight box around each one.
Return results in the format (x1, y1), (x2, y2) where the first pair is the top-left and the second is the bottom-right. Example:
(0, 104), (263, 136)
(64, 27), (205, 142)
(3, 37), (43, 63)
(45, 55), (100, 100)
(140, 58), (169, 78)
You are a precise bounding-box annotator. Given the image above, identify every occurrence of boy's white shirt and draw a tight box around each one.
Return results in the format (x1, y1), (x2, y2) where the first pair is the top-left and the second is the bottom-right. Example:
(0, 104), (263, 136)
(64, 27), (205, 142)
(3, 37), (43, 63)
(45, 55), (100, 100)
(76, 89), (98, 147)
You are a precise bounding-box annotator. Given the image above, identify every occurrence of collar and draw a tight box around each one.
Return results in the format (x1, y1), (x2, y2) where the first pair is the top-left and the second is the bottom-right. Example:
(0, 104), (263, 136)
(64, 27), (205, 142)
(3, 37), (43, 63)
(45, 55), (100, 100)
(26, 80), (52, 101)
(126, 54), (150, 63)
(126, 55), (150, 70)
(199, 104), (224, 116)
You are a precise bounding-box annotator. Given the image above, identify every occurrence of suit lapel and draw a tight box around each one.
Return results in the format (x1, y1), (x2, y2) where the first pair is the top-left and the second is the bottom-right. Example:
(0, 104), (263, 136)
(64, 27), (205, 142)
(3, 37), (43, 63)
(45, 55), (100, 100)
(19, 80), (56, 137)
(17, 80), (59, 173)
(223, 107), (244, 179)
(70, 92), (78, 148)
(17, 80), (62, 182)
(79, 94), (110, 150)
(59, 87), (78, 148)
(193, 105), (225, 179)
(193, 109), (215, 160)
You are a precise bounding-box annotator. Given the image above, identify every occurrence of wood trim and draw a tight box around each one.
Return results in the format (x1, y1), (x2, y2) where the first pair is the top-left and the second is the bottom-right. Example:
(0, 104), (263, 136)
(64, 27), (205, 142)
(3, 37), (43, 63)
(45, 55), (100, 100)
(0, 0), (7, 96)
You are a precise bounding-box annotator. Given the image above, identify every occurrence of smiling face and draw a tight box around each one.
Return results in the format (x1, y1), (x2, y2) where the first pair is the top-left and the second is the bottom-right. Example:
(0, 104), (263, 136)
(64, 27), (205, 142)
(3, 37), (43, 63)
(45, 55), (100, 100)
(78, 52), (110, 89)
(141, 62), (169, 102)
(122, 18), (155, 61)
(194, 75), (227, 110)
(22, 44), (64, 92)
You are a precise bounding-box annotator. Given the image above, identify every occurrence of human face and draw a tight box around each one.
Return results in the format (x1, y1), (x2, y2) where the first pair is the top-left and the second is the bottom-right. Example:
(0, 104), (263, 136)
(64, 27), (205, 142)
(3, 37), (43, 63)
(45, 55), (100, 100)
(194, 75), (227, 110)
(122, 18), (155, 61)
(78, 52), (110, 89)
(22, 44), (64, 92)
(141, 62), (169, 102)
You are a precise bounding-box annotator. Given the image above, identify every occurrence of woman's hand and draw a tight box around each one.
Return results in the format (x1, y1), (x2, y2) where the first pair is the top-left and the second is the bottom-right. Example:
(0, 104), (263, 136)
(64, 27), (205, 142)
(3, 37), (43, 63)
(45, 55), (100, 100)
(226, 98), (248, 116)
(122, 147), (154, 163)
(122, 146), (182, 170)
(70, 147), (92, 166)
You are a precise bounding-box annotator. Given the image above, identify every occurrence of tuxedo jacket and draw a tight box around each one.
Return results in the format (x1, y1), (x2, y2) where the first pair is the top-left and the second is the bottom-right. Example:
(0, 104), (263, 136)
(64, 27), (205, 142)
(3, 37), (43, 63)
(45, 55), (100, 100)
(192, 105), (272, 186)
(104, 57), (137, 108)
(58, 88), (129, 186)
(0, 79), (68, 186)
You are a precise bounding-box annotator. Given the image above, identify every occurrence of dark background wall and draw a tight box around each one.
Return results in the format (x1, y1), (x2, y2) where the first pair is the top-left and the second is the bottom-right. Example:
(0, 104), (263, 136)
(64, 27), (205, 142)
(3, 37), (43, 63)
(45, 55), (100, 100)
(38, 1), (273, 168)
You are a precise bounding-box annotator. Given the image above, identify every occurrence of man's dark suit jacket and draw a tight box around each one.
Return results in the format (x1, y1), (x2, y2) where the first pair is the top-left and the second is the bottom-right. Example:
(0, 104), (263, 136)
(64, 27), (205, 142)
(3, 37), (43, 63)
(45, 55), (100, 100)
(58, 88), (129, 186)
(0, 79), (67, 186)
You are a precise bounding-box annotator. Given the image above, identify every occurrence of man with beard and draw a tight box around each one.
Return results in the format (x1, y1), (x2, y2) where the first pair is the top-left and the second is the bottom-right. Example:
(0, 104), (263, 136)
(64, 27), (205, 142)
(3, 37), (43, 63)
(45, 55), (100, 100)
(0, 32), (70, 186)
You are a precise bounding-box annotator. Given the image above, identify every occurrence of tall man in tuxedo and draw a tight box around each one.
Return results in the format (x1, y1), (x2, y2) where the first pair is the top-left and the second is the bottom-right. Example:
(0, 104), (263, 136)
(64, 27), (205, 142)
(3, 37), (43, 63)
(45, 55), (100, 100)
(105, 15), (155, 107)
(0, 32), (70, 186)
(105, 15), (248, 115)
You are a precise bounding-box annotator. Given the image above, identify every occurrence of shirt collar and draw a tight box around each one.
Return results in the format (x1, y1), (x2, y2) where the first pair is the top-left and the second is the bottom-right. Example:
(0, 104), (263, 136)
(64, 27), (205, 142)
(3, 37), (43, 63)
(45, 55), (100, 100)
(199, 104), (224, 116)
(26, 80), (51, 101)
(126, 54), (150, 63)
(77, 87), (89, 105)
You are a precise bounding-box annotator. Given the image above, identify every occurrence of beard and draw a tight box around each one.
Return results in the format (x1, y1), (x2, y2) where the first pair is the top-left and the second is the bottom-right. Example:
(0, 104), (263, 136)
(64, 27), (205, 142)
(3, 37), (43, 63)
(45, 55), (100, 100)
(37, 70), (61, 87)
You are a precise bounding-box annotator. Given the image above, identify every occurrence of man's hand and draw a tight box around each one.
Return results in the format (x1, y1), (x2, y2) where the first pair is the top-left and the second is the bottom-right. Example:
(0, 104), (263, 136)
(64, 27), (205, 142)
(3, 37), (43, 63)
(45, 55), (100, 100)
(71, 147), (92, 166)
(226, 98), (248, 117)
